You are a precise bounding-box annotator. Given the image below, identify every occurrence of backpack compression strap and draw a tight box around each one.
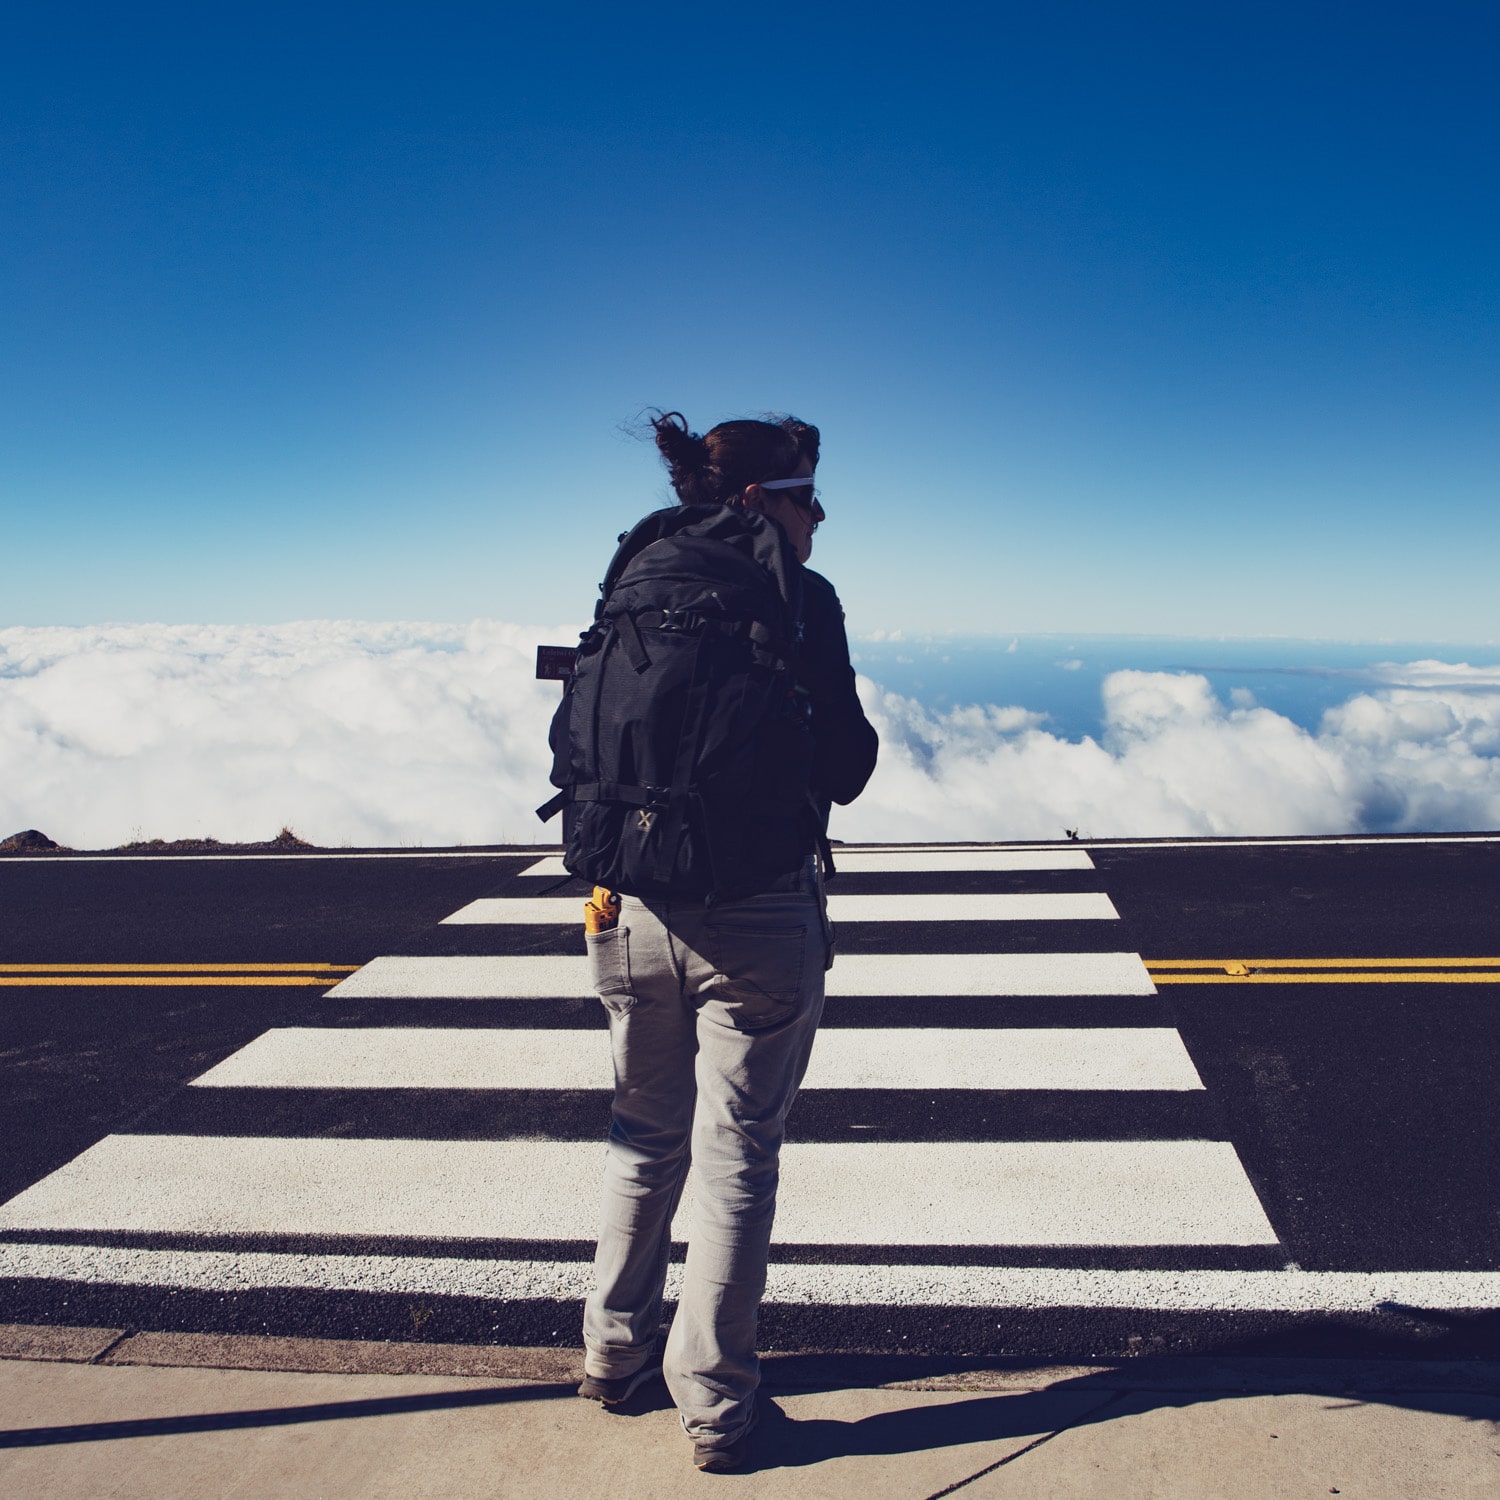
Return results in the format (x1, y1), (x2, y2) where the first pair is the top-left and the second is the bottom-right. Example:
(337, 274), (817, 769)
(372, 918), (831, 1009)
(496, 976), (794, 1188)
(535, 782), (665, 823)
(598, 604), (794, 672)
(651, 629), (714, 888)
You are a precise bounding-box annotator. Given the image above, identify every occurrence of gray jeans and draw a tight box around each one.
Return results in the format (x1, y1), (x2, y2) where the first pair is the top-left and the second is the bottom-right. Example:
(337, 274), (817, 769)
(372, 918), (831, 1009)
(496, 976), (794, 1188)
(581, 861), (829, 1444)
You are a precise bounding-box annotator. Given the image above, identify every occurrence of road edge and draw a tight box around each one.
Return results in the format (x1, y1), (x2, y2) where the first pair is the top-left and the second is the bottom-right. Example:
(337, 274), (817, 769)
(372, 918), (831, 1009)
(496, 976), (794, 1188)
(3, 1322), (1498, 1396)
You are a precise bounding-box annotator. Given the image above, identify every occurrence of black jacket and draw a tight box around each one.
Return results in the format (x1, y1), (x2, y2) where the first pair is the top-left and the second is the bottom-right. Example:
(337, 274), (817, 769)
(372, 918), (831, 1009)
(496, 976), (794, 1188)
(799, 566), (879, 813)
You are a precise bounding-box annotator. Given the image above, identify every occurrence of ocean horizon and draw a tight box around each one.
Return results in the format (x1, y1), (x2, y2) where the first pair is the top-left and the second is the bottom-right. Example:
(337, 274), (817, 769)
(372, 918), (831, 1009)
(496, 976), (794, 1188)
(852, 633), (1500, 743)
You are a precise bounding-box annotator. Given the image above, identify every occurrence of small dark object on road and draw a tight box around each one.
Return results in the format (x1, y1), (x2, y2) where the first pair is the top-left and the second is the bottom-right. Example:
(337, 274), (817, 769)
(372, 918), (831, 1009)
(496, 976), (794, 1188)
(0, 829), (60, 852)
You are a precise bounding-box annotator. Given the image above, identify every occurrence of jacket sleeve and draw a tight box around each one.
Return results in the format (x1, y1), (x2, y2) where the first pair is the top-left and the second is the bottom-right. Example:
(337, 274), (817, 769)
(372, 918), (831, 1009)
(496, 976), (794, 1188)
(799, 569), (879, 806)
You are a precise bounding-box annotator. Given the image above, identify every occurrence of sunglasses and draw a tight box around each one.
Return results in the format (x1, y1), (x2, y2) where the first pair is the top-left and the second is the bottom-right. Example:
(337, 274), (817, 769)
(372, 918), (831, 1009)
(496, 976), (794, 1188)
(759, 476), (825, 520)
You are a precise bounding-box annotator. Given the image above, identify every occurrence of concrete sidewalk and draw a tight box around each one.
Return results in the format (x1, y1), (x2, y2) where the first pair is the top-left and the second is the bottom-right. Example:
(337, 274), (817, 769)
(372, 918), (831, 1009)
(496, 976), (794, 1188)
(1, 1326), (1496, 1497)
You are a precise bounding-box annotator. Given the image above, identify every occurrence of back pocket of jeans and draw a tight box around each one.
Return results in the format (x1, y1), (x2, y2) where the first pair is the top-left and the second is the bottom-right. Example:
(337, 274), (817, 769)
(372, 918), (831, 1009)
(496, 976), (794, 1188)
(586, 926), (634, 1016)
(704, 923), (806, 1030)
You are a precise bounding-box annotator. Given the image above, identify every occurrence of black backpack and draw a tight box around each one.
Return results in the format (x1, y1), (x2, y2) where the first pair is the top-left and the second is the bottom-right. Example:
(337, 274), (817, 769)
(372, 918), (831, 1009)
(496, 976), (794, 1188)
(537, 503), (826, 902)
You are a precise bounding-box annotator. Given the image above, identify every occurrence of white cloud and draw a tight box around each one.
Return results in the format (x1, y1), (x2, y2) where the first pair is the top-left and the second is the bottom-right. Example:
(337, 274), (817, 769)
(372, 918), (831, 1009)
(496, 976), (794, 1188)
(834, 666), (1500, 842)
(3, 624), (1499, 848)
(0, 622), (575, 848)
(1364, 658), (1500, 690)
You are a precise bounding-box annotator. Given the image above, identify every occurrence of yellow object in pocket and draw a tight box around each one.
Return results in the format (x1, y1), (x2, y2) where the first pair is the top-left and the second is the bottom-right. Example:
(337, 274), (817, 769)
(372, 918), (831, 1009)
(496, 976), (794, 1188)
(584, 886), (620, 934)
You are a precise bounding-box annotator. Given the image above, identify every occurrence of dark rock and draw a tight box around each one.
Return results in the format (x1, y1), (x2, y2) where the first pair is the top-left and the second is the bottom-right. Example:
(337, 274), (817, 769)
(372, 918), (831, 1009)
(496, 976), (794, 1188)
(0, 829), (60, 852)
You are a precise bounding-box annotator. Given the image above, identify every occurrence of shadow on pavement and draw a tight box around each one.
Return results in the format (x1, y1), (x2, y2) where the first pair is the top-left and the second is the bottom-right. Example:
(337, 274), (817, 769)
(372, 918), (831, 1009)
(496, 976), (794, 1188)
(743, 1379), (1500, 1476)
(0, 1379), (576, 1450)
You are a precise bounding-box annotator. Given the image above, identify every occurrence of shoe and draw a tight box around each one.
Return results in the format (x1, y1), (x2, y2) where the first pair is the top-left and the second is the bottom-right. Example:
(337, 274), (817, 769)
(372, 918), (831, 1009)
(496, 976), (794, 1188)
(577, 1359), (662, 1406)
(692, 1407), (758, 1473)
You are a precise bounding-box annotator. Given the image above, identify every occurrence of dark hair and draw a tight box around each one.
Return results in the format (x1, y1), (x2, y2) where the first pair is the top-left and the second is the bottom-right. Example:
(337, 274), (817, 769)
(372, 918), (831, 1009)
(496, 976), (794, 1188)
(648, 410), (820, 507)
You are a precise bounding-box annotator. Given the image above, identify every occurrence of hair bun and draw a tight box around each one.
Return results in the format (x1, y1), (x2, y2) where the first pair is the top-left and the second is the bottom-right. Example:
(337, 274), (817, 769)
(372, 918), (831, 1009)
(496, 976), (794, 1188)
(645, 408), (818, 508)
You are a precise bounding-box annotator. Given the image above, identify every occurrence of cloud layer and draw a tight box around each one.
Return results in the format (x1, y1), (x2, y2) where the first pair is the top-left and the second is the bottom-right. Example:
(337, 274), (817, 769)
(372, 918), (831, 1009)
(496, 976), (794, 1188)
(0, 622), (567, 848)
(845, 663), (1500, 840)
(3, 624), (1499, 847)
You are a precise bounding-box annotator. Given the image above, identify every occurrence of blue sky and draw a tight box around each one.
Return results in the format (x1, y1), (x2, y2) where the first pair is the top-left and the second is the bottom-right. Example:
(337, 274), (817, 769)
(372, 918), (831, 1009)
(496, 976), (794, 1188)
(4, 2), (1497, 639)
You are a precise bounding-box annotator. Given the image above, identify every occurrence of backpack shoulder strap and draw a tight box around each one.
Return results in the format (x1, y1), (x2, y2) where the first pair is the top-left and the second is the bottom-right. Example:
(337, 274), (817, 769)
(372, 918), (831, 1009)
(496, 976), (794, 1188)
(597, 505), (718, 608)
(600, 503), (802, 610)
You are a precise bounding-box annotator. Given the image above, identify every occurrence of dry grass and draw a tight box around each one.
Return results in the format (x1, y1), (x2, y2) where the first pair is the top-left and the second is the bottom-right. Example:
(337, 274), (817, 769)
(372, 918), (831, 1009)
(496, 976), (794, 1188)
(116, 826), (316, 852)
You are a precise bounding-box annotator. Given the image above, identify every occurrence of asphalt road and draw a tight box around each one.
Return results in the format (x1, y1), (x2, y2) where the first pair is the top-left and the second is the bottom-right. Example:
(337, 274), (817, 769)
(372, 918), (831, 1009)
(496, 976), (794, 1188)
(1, 837), (1497, 1364)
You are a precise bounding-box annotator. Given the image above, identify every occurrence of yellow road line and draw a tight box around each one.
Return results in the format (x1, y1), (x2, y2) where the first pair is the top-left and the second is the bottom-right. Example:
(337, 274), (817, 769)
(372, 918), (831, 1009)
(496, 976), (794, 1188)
(0, 962), (358, 973)
(1145, 957), (1500, 969)
(1145, 956), (1500, 984)
(0, 976), (349, 987)
(1153, 972), (1500, 985)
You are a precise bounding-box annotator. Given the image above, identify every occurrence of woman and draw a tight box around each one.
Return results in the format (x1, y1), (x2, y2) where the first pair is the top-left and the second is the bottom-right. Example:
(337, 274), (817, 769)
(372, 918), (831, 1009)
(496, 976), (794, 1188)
(577, 411), (878, 1471)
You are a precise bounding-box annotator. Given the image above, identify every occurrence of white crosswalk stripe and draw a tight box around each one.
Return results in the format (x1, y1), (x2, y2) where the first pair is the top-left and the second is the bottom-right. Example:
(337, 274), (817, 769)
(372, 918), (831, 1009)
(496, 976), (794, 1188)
(442, 892), (1120, 923)
(6, 1242), (1496, 1314)
(188, 1025), (1206, 1092)
(0, 1136), (1273, 1246)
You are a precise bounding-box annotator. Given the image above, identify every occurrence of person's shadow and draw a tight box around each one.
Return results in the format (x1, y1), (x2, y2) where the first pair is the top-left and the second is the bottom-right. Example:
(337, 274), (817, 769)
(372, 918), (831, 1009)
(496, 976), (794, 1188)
(740, 1378), (1500, 1476)
(614, 1311), (1500, 1477)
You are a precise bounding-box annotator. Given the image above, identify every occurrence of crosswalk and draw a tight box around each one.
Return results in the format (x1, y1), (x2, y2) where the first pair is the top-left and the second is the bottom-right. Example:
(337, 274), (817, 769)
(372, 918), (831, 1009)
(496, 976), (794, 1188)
(8, 844), (1495, 1353)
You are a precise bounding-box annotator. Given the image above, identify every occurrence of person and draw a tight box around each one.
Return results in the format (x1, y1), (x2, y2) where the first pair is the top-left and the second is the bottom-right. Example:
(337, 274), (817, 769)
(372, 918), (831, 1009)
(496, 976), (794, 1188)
(576, 411), (878, 1472)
